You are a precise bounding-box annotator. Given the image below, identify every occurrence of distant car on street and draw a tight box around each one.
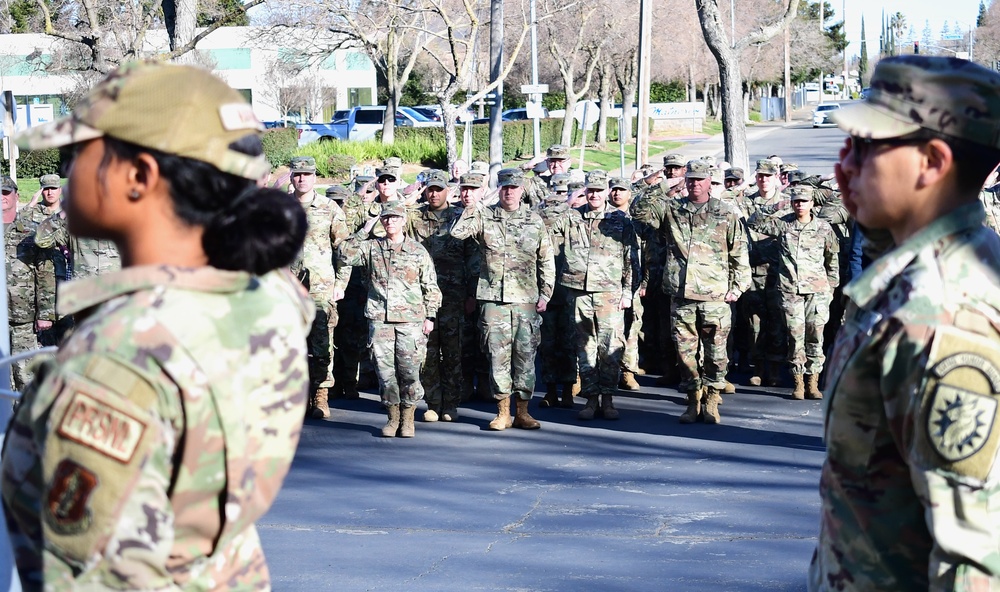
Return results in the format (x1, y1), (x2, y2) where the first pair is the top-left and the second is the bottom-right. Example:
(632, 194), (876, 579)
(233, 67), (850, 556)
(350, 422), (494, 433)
(859, 87), (871, 99)
(812, 103), (841, 128)
(297, 105), (439, 144)
(502, 107), (550, 121)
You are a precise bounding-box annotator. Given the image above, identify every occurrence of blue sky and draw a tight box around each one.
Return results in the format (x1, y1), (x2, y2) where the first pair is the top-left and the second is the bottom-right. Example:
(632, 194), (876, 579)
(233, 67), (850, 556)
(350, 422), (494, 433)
(837, 0), (983, 58)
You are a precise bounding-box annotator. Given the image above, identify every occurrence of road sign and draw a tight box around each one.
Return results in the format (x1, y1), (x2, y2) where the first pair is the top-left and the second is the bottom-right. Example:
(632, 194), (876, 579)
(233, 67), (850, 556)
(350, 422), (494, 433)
(941, 34), (964, 40)
(520, 84), (549, 94)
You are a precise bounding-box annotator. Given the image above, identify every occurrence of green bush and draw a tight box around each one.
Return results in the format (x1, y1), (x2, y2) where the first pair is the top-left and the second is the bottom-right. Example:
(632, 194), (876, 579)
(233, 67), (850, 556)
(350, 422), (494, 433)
(324, 153), (357, 180)
(749, 111), (762, 122)
(261, 127), (299, 168)
(1, 148), (60, 179)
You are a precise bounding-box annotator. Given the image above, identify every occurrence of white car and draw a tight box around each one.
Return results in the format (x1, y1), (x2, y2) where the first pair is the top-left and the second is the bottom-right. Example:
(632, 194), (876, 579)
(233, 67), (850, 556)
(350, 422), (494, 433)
(812, 103), (841, 128)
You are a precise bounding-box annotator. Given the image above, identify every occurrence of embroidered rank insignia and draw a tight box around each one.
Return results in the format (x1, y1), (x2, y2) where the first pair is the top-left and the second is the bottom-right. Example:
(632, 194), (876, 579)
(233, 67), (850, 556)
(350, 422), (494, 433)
(45, 459), (97, 534)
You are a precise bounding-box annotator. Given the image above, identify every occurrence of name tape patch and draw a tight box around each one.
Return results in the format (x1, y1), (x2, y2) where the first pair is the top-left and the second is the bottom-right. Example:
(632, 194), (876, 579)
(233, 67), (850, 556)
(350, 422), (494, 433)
(219, 103), (264, 132)
(57, 391), (146, 464)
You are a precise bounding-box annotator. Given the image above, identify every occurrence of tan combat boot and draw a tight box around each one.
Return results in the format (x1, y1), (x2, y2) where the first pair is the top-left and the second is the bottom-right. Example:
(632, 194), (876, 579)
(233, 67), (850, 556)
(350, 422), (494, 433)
(423, 405), (440, 422)
(541, 383), (560, 408)
(577, 396), (599, 420)
(560, 383), (576, 408)
(309, 388), (330, 419)
(703, 388), (722, 424)
(381, 404), (400, 437)
(601, 393), (620, 420)
(513, 399), (541, 429)
(679, 389), (702, 424)
(723, 381), (736, 394)
(399, 405), (416, 438)
(489, 397), (513, 431)
(791, 374), (805, 400)
(619, 371), (640, 391)
(805, 374), (823, 400)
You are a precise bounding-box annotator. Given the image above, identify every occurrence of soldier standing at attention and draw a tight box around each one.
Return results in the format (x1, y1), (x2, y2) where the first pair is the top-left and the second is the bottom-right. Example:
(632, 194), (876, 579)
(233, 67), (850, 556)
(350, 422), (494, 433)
(550, 170), (638, 420)
(405, 169), (473, 422)
(643, 160), (749, 423)
(451, 168), (555, 431)
(536, 172), (579, 408)
(14, 174), (66, 346)
(522, 144), (572, 206)
(457, 172), (490, 401)
(287, 156), (350, 419)
(3, 176), (42, 391)
(609, 176), (643, 392)
(746, 186), (839, 400)
(1, 61), (313, 589)
(339, 201), (441, 438)
(810, 56), (1000, 591)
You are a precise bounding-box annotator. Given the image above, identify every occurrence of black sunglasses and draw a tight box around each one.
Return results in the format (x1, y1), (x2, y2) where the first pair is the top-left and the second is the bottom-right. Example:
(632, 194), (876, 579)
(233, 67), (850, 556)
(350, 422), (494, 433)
(850, 136), (924, 168)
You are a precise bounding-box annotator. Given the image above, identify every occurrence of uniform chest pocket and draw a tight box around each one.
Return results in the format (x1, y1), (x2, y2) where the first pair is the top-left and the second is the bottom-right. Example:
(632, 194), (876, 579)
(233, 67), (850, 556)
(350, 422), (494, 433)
(519, 228), (540, 251)
(484, 225), (506, 251)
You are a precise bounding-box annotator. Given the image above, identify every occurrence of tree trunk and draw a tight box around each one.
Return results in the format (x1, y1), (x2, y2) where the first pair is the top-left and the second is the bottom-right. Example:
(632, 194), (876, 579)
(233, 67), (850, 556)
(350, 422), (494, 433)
(688, 63), (695, 102)
(596, 65), (612, 147)
(441, 99), (459, 166)
(743, 88), (751, 123)
(561, 96), (577, 146)
(163, 0), (197, 58)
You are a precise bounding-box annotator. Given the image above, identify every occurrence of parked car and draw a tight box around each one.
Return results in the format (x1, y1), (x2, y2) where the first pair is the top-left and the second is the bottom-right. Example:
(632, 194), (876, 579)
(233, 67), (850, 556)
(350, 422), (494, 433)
(413, 104), (478, 123)
(812, 103), (841, 128)
(410, 106), (441, 122)
(263, 120), (293, 129)
(501, 107), (550, 121)
(297, 105), (439, 144)
(859, 87), (871, 100)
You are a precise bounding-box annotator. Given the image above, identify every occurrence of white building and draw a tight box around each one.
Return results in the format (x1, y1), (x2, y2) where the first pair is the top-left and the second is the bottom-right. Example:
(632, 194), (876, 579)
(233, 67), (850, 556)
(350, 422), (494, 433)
(0, 26), (378, 126)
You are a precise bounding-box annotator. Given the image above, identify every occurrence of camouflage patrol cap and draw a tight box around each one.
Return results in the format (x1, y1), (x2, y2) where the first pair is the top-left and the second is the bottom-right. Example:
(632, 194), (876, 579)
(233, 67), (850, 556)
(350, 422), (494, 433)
(549, 173), (571, 192)
(710, 166), (724, 184)
(383, 157), (403, 168)
(459, 173), (484, 188)
(725, 167), (744, 181)
(380, 200), (406, 218)
(788, 186), (815, 202)
(585, 169), (609, 190)
(16, 61), (269, 180)
(325, 185), (351, 200)
(40, 174), (60, 189)
(663, 153), (686, 168)
(1, 176), (17, 192)
(567, 181), (584, 192)
(546, 144), (570, 160)
(786, 170), (807, 185)
(469, 160), (489, 175)
(832, 55), (1000, 147)
(685, 160), (712, 179)
(290, 156), (316, 174)
(780, 163), (799, 174)
(376, 165), (400, 180)
(497, 168), (525, 187)
(424, 169), (450, 190)
(532, 161), (549, 174)
(609, 176), (629, 190)
(755, 159), (779, 175)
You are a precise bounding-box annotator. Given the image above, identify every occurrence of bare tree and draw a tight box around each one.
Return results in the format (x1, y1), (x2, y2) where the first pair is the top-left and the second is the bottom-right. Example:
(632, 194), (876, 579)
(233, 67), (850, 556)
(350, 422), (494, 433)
(541, 0), (607, 146)
(695, 0), (800, 171)
(32, 0), (263, 74)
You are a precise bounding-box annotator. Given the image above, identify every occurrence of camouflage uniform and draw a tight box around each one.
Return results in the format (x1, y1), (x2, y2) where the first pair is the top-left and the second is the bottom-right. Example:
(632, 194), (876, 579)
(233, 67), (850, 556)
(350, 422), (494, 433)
(5, 210), (41, 391)
(811, 55), (1000, 591)
(740, 166), (788, 377)
(980, 183), (1000, 235)
(34, 213), (121, 279)
(536, 189), (579, 390)
(290, 180), (350, 407)
(639, 162), (750, 400)
(405, 173), (476, 416)
(450, 189), (555, 405)
(14, 203), (65, 346)
(746, 190), (840, 381)
(338, 216), (442, 408)
(1, 266), (315, 590)
(550, 176), (638, 409)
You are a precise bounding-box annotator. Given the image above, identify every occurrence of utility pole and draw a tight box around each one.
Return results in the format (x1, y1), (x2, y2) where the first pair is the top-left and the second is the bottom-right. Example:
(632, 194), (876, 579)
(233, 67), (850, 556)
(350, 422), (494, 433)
(488, 0), (503, 184)
(635, 0), (651, 167)
(784, 0), (791, 122)
(529, 0), (541, 158)
(843, 0), (849, 99)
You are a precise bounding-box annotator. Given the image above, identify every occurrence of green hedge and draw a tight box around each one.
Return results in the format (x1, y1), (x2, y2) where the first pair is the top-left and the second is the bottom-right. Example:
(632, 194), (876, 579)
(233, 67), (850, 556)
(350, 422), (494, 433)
(2, 148), (60, 179)
(261, 127), (299, 168)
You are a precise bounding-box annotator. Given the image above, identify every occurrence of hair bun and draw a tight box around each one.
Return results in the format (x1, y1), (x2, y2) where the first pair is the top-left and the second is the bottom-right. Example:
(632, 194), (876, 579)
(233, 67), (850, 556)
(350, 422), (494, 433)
(203, 188), (306, 275)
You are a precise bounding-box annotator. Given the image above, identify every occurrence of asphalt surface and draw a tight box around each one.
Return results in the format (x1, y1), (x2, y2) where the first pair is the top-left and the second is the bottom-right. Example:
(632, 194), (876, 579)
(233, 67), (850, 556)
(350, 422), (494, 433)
(260, 121), (845, 591)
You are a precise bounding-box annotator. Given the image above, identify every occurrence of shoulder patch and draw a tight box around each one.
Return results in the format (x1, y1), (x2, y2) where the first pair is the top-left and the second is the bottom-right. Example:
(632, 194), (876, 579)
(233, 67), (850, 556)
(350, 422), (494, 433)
(57, 390), (147, 464)
(45, 459), (97, 535)
(922, 326), (1000, 479)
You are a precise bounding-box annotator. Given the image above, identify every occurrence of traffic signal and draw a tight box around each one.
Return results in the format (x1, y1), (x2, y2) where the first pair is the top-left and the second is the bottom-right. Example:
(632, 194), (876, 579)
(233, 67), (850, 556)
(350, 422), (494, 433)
(914, 41), (920, 54)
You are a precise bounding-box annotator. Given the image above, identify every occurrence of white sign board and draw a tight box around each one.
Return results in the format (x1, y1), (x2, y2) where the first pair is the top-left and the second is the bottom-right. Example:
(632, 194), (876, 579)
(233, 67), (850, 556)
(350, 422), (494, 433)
(521, 84), (549, 94)
(11, 104), (55, 134)
(525, 100), (546, 119)
(648, 102), (706, 120)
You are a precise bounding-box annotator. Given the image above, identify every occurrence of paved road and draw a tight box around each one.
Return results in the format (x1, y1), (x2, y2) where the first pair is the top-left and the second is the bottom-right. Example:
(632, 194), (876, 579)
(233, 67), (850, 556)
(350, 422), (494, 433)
(261, 122), (841, 591)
